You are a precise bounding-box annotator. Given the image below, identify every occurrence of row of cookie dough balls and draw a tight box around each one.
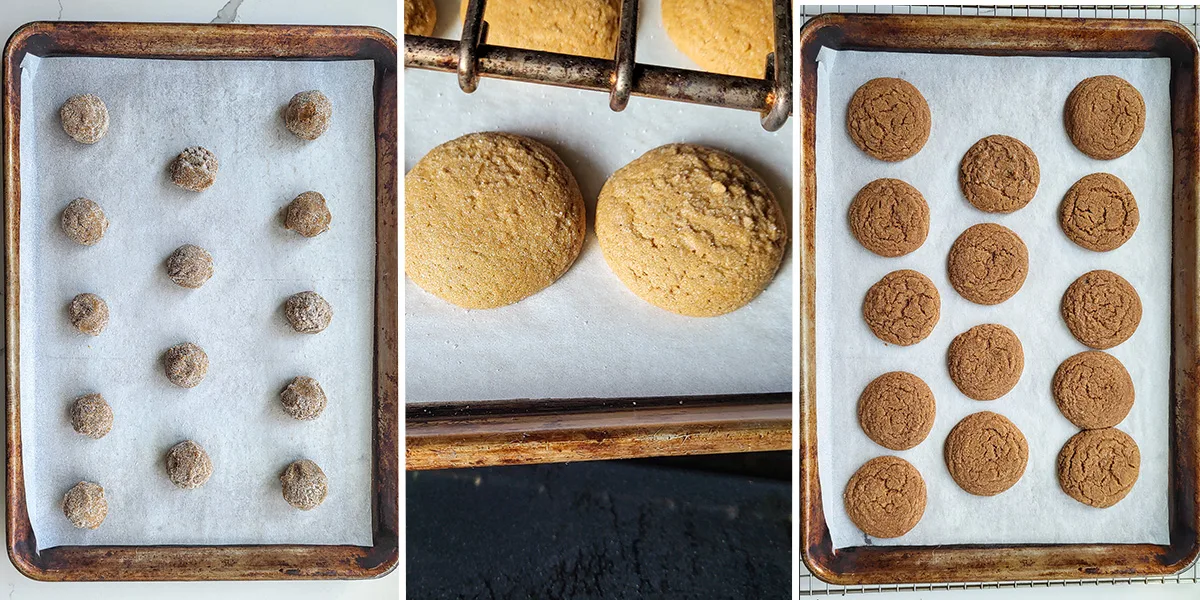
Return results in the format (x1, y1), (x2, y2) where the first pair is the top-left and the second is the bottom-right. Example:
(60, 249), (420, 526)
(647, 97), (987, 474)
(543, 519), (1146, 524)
(68, 290), (334, 337)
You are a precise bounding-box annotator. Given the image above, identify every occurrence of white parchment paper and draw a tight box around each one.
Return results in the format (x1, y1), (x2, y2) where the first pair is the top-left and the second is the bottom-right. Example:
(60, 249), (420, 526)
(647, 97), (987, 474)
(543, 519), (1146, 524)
(815, 50), (1172, 548)
(19, 56), (376, 547)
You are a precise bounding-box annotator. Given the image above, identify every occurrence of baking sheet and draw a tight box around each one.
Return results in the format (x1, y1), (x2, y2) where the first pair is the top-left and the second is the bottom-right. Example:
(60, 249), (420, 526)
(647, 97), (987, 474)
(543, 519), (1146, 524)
(18, 55), (377, 547)
(815, 49), (1172, 548)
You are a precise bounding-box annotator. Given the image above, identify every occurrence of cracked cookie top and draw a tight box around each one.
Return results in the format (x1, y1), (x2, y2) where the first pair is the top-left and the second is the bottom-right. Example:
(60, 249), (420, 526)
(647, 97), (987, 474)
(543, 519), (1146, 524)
(843, 455), (926, 538)
(1065, 75), (1145, 160)
(1060, 173), (1139, 252)
(1057, 428), (1140, 508)
(857, 371), (936, 451)
(846, 77), (931, 162)
(959, 135), (1040, 213)
(861, 269), (940, 346)
(848, 178), (929, 258)
(944, 411), (1028, 496)
(1052, 350), (1134, 430)
(947, 323), (1024, 401)
(1061, 269), (1142, 350)
(947, 223), (1028, 305)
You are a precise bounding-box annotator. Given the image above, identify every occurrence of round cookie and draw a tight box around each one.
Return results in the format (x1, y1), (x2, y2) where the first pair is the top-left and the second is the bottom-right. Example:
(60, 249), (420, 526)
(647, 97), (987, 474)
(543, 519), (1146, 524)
(861, 269), (940, 346)
(61, 198), (108, 246)
(842, 456), (926, 538)
(947, 324), (1024, 401)
(466, 0), (619, 59)
(959, 135), (1040, 213)
(845, 78), (931, 162)
(59, 94), (108, 144)
(285, 191), (332, 238)
(946, 223), (1028, 305)
(662, 0), (773, 78)
(595, 143), (786, 317)
(166, 440), (213, 489)
(1057, 428), (1140, 508)
(1061, 270), (1142, 349)
(285, 91), (332, 141)
(1065, 75), (1145, 160)
(62, 481), (107, 529)
(280, 459), (328, 510)
(170, 147), (219, 192)
(404, 0), (437, 36)
(407, 132), (586, 310)
(1060, 173), (1139, 252)
(944, 411), (1028, 496)
(163, 342), (208, 388)
(165, 244), (214, 289)
(857, 371), (936, 451)
(848, 178), (929, 258)
(1052, 351), (1134, 429)
(69, 393), (113, 439)
(68, 293), (108, 336)
(280, 376), (327, 421)
(284, 291), (333, 333)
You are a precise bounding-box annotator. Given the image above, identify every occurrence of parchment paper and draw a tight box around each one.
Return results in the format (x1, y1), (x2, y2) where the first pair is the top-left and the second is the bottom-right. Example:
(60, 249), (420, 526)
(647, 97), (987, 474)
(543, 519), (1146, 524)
(815, 49), (1172, 548)
(19, 56), (376, 547)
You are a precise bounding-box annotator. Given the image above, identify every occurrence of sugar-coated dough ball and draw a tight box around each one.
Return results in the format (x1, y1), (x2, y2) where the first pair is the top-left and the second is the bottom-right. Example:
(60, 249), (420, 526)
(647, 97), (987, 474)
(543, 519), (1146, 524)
(163, 342), (209, 388)
(285, 91), (332, 141)
(280, 459), (328, 510)
(166, 440), (212, 489)
(62, 481), (107, 529)
(68, 293), (109, 336)
(281, 376), (327, 420)
(60, 94), (108, 144)
(70, 393), (113, 439)
(61, 198), (108, 246)
(166, 244), (214, 288)
(284, 291), (332, 334)
(170, 147), (219, 192)
(285, 191), (332, 238)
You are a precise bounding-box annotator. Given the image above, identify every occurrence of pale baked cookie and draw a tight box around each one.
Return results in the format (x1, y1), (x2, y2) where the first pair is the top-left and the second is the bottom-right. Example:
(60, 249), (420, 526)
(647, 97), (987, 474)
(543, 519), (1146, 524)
(1060, 173), (1139, 252)
(280, 376), (327, 421)
(465, 0), (620, 59)
(947, 223), (1028, 305)
(62, 481), (107, 529)
(170, 147), (218, 192)
(1057, 428), (1140, 508)
(285, 191), (332, 238)
(284, 291), (333, 333)
(166, 440), (212, 489)
(959, 135), (1039, 213)
(861, 269), (940, 346)
(69, 393), (113, 439)
(857, 371), (936, 451)
(1065, 75), (1145, 160)
(285, 91), (333, 141)
(60, 94), (108, 144)
(944, 411), (1028, 496)
(1053, 351), (1134, 430)
(280, 459), (328, 510)
(407, 132), (586, 310)
(61, 198), (108, 246)
(843, 456), (925, 538)
(848, 178), (929, 258)
(163, 342), (209, 388)
(165, 244), (214, 289)
(662, 0), (773, 78)
(68, 293), (109, 336)
(596, 144), (786, 317)
(1061, 270), (1141, 349)
(947, 324), (1024, 401)
(405, 0), (437, 35)
(846, 78), (931, 162)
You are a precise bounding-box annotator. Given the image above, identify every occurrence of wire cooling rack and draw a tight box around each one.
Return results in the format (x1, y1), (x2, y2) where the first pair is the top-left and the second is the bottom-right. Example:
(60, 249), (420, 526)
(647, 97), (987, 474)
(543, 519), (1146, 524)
(797, 4), (1200, 595)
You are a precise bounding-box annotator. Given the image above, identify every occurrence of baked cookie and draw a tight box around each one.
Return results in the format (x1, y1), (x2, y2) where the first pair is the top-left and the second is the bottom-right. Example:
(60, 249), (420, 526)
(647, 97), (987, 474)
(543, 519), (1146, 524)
(465, 0), (620, 59)
(843, 456), (926, 538)
(1052, 351), (1134, 429)
(845, 78), (931, 162)
(947, 324), (1024, 401)
(405, 0), (437, 36)
(1057, 428), (1140, 508)
(662, 0), (773, 78)
(944, 411), (1028, 496)
(1060, 173), (1139, 252)
(857, 371), (936, 451)
(848, 178), (929, 258)
(407, 133), (586, 310)
(959, 135), (1040, 213)
(596, 144), (786, 317)
(1061, 270), (1142, 349)
(1065, 75), (1145, 160)
(862, 270), (940, 346)
(946, 223), (1028, 305)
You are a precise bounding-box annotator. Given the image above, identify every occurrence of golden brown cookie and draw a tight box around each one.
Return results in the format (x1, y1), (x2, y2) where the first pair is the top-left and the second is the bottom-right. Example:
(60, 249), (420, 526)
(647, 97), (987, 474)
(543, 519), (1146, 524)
(1052, 351), (1134, 430)
(843, 456), (926, 538)
(405, 0), (437, 36)
(1060, 173), (1139, 252)
(662, 0), (774, 78)
(857, 371), (936, 451)
(947, 324), (1024, 401)
(848, 178), (929, 258)
(947, 223), (1028, 305)
(861, 270), (940, 346)
(944, 411), (1028, 496)
(845, 78), (931, 162)
(465, 0), (619, 59)
(1065, 75), (1145, 160)
(1057, 428), (1140, 508)
(1061, 270), (1142, 350)
(959, 135), (1040, 213)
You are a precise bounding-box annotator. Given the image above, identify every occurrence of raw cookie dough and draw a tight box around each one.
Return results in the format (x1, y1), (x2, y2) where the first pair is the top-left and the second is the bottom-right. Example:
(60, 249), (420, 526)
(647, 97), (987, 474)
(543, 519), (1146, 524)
(407, 132), (586, 310)
(284, 291), (333, 334)
(69, 393), (113, 439)
(285, 91), (333, 141)
(61, 197), (108, 246)
(959, 135), (1040, 213)
(1057, 428), (1140, 508)
(944, 411), (1028, 496)
(59, 94), (108, 144)
(1060, 173), (1139, 252)
(68, 293), (108, 336)
(842, 455), (926, 538)
(861, 269), (940, 346)
(280, 459), (328, 510)
(163, 342), (209, 388)
(1053, 351), (1134, 430)
(845, 77), (931, 162)
(165, 244), (214, 289)
(662, 0), (773, 78)
(166, 440), (213, 489)
(404, 0), (437, 35)
(62, 481), (107, 529)
(857, 371), (936, 451)
(285, 191), (332, 238)
(946, 223), (1028, 305)
(947, 324), (1024, 401)
(596, 143), (787, 317)
(1065, 75), (1145, 160)
(170, 147), (219, 192)
(280, 376), (327, 421)
(848, 178), (929, 257)
(1061, 270), (1142, 350)
(466, 0), (620, 59)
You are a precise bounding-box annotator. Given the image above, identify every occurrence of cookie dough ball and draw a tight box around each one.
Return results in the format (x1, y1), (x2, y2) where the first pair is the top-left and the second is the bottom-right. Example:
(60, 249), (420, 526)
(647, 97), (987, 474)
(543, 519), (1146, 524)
(596, 144), (786, 317)
(165, 244), (214, 289)
(170, 147), (219, 192)
(59, 94), (108, 144)
(61, 198), (108, 246)
(285, 91), (333, 141)
(69, 393), (113, 439)
(1053, 351), (1135, 430)
(62, 481), (107, 529)
(285, 191), (332, 238)
(947, 223), (1028, 305)
(848, 178), (929, 257)
(163, 342), (209, 388)
(846, 78), (931, 162)
(166, 440), (212, 489)
(280, 459), (328, 510)
(843, 456), (925, 538)
(944, 411), (1028, 496)
(1066, 75), (1145, 160)
(407, 132), (586, 309)
(861, 269), (940, 346)
(405, 0), (437, 35)
(1061, 270), (1142, 349)
(662, 0), (773, 78)
(959, 135), (1040, 213)
(68, 293), (109, 336)
(947, 324), (1024, 401)
(1058, 428), (1140, 508)
(1060, 173), (1139, 252)
(284, 291), (333, 333)
(857, 371), (936, 451)
(467, 0), (619, 59)
(280, 376), (327, 421)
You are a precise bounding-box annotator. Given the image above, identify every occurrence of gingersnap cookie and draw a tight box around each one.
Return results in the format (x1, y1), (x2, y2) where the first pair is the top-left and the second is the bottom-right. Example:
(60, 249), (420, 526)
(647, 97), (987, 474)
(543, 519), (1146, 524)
(1060, 173), (1139, 252)
(662, 0), (773, 78)
(947, 223), (1028, 305)
(1052, 351), (1134, 430)
(405, 0), (437, 35)
(848, 178), (929, 258)
(596, 144), (787, 317)
(861, 270), (940, 346)
(857, 371), (936, 451)
(465, 0), (619, 59)
(59, 94), (108, 144)
(959, 135), (1040, 213)
(843, 456), (926, 538)
(1057, 428), (1140, 508)
(1065, 75), (1145, 160)
(947, 324), (1024, 401)
(845, 78), (931, 162)
(1061, 270), (1142, 349)
(944, 411), (1028, 496)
